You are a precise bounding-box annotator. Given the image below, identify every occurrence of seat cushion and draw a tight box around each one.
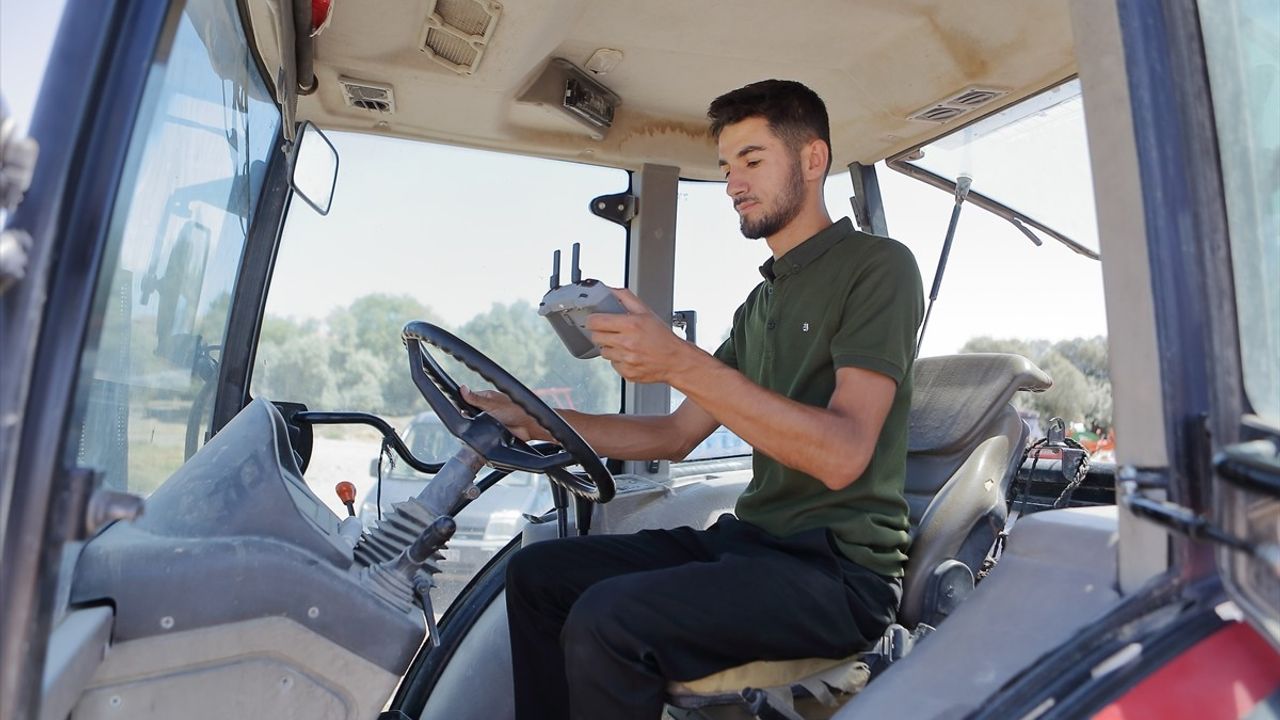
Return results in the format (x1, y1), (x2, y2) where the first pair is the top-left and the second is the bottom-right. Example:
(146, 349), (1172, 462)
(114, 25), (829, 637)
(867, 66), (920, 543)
(909, 353), (1051, 456)
(666, 655), (869, 708)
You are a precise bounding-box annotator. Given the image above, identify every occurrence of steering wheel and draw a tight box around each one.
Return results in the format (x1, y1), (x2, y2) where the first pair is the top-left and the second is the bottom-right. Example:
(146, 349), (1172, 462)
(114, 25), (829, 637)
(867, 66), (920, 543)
(401, 321), (615, 504)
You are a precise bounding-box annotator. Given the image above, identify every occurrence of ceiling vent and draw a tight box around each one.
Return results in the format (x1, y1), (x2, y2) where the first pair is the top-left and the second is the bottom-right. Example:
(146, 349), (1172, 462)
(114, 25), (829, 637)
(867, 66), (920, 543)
(908, 85), (1009, 124)
(339, 77), (396, 114)
(420, 0), (502, 75)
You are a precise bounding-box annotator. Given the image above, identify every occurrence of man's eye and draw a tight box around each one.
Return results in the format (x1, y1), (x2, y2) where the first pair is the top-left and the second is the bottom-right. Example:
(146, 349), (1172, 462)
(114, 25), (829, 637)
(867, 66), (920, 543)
(746, 160), (761, 168)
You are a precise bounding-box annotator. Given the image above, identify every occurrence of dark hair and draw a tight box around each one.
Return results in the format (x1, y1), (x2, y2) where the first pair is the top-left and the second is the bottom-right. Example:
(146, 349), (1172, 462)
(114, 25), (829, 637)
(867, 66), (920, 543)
(707, 79), (831, 164)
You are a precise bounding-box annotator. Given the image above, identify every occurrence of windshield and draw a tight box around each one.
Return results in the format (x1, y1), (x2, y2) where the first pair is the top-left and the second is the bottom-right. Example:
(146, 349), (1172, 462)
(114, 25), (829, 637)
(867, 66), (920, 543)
(66, 0), (279, 494)
(892, 79), (1100, 258)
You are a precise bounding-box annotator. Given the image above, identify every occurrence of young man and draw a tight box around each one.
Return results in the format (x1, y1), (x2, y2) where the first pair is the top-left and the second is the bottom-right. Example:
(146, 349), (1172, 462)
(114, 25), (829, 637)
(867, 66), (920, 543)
(463, 79), (924, 720)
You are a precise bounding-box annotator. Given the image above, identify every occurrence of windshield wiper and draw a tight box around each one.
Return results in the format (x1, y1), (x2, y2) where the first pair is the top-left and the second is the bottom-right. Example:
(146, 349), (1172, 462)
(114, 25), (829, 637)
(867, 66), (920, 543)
(887, 159), (1101, 261)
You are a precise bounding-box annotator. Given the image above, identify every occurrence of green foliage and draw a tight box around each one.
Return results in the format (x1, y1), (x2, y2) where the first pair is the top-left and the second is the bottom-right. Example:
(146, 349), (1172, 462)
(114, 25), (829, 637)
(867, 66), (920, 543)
(253, 295), (618, 415)
(253, 323), (335, 406)
(253, 292), (1110, 432)
(959, 335), (1113, 428)
(454, 300), (617, 414)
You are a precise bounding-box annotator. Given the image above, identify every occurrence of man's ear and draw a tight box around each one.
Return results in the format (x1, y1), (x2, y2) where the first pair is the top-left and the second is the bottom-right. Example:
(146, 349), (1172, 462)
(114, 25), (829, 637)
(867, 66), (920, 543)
(803, 139), (830, 180)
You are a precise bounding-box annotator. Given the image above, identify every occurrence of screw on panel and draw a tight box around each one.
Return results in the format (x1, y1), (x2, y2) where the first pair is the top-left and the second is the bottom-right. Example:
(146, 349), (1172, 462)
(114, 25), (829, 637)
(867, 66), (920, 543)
(159, 616), (174, 630)
(307, 606), (320, 619)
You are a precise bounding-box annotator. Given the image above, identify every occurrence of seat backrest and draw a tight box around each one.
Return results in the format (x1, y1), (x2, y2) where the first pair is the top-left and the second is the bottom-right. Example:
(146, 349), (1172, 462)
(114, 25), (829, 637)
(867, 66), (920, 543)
(898, 353), (1052, 628)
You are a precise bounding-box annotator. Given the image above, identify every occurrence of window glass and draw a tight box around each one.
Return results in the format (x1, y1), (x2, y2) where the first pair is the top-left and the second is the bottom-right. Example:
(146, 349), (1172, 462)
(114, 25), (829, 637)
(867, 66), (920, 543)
(254, 133), (627, 612)
(899, 79), (1100, 255)
(670, 180), (764, 461)
(67, 0), (278, 494)
(1198, 0), (1280, 645)
(672, 154), (1112, 462)
(1199, 0), (1280, 423)
(886, 79), (1113, 454)
(0, 0), (69, 133)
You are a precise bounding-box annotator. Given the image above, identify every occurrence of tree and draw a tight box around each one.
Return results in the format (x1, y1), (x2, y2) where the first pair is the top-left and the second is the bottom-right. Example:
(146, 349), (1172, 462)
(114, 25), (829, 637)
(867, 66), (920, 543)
(328, 294), (445, 414)
(256, 296), (617, 417)
(457, 301), (618, 413)
(254, 329), (336, 406)
(958, 334), (1112, 428)
(1034, 351), (1092, 423)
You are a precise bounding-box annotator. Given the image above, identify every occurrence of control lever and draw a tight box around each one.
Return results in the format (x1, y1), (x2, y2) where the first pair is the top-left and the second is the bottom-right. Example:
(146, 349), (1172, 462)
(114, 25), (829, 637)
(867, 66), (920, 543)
(332, 481), (363, 548)
(413, 574), (442, 648)
(335, 481), (357, 516)
(406, 515), (456, 567)
(363, 516), (456, 622)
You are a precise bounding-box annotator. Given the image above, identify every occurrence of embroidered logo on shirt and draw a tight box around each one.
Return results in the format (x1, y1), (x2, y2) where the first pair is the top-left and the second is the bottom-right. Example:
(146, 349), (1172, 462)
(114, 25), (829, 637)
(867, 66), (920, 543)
(802, 322), (810, 332)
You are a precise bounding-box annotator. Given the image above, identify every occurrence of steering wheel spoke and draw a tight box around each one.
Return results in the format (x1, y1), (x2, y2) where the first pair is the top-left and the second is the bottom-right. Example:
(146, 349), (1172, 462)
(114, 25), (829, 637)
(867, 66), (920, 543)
(486, 444), (576, 473)
(402, 321), (615, 504)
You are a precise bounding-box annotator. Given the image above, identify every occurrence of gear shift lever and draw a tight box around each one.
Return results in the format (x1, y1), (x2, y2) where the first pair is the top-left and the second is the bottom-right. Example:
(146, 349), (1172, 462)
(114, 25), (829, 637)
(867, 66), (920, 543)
(335, 481), (357, 516)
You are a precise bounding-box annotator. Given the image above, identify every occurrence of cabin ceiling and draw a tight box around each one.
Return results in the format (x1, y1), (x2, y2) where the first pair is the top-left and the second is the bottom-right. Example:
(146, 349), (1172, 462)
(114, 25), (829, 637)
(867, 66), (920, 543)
(246, 0), (1077, 179)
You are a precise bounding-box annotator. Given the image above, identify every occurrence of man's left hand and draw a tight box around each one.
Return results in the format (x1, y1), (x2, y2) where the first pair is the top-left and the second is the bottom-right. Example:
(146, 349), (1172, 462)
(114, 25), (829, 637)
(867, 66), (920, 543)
(586, 288), (698, 384)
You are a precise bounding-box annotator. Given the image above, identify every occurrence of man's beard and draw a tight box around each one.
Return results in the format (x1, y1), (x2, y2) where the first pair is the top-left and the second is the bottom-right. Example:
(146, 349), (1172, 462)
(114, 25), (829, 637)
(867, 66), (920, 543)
(738, 162), (805, 239)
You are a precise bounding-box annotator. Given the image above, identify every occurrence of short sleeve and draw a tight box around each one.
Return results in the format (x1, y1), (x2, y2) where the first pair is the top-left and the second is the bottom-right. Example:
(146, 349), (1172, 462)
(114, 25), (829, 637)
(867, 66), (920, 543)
(712, 301), (746, 370)
(829, 242), (924, 384)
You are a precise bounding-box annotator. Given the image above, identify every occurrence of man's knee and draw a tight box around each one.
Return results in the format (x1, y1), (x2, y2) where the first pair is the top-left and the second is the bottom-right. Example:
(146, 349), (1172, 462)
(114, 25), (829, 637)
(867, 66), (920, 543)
(561, 579), (640, 658)
(505, 538), (571, 600)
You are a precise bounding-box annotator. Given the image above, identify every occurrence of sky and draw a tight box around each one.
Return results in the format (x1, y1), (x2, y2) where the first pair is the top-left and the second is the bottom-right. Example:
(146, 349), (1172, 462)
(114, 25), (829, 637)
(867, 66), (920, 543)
(0, 0), (66, 133)
(3, 0), (1109, 361)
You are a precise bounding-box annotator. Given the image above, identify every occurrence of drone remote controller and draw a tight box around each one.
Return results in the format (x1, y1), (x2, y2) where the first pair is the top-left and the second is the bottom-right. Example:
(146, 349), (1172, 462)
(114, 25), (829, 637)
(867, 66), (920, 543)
(538, 243), (626, 359)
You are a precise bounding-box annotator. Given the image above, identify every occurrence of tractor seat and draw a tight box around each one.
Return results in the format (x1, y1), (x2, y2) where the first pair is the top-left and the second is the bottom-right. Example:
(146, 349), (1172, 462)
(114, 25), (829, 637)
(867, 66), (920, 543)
(665, 353), (1052, 717)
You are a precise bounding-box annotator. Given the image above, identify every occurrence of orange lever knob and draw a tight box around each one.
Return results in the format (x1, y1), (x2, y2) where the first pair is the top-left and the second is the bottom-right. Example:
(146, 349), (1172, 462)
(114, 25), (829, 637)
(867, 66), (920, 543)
(335, 481), (357, 516)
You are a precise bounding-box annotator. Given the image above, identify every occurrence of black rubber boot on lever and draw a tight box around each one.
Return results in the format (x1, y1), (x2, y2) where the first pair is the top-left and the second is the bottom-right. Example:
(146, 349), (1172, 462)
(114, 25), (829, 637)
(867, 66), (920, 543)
(363, 516), (457, 615)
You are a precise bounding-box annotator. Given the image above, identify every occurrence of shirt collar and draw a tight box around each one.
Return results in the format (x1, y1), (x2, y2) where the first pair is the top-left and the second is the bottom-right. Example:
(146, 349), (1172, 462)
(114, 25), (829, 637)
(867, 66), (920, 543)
(758, 217), (854, 282)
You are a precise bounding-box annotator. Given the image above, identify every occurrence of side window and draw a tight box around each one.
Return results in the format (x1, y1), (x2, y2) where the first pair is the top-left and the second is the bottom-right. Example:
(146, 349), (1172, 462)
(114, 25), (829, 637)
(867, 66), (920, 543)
(66, 0), (279, 495)
(254, 134), (627, 612)
(884, 81), (1113, 456)
(1198, 0), (1280, 637)
(1199, 0), (1280, 423)
(673, 129), (1112, 465)
(0, 1), (69, 133)
(671, 180), (763, 461)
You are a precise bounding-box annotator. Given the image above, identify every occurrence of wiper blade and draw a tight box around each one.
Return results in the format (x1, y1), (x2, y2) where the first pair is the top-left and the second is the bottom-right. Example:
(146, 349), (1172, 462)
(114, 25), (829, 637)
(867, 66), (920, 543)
(887, 159), (1101, 261)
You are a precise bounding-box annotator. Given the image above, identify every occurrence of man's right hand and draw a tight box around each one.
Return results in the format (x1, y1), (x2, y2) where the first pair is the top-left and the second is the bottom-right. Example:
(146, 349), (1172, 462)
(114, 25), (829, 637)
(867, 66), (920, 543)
(460, 386), (552, 443)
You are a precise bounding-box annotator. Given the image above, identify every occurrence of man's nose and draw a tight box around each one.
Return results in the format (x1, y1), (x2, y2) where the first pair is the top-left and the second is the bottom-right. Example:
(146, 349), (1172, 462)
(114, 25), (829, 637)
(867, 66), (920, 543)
(726, 173), (747, 198)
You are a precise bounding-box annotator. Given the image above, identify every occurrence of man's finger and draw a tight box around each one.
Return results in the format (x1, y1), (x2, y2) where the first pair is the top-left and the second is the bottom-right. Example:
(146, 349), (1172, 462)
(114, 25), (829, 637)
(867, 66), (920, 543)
(610, 287), (650, 315)
(585, 312), (630, 332)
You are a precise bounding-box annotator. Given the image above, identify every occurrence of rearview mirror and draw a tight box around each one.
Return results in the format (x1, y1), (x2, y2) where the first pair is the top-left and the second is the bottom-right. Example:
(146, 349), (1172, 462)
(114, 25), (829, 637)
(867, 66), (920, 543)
(291, 121), (338, 215)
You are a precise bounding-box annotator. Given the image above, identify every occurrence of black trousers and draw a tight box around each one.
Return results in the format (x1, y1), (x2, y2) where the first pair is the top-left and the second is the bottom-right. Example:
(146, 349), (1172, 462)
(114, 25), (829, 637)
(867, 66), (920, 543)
(505, 515), (901, 720)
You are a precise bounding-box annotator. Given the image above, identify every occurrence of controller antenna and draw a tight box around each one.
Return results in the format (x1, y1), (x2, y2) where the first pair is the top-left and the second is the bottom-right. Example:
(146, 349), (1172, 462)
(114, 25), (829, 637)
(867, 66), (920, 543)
(571, 242), (582, 284)
(550, 249), (561, 290)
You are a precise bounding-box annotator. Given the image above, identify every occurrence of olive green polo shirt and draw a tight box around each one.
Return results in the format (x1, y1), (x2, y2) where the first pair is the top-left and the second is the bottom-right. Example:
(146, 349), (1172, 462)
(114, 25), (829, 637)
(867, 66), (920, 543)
(714, 217), (924, 577)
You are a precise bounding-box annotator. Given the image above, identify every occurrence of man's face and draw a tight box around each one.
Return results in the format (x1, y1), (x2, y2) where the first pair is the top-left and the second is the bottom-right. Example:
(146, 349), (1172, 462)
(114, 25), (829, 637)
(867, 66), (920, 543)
(717, 116), (806, 240)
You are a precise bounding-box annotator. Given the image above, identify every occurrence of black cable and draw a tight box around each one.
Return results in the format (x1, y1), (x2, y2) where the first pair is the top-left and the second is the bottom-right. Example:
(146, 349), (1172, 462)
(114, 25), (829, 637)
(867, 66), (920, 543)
(377, 437), (388, 522)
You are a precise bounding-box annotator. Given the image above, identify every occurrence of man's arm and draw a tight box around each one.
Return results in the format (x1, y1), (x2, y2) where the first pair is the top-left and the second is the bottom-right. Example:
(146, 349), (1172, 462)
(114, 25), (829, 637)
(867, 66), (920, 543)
(676, 358), (894, 490)
(461, 387), (720, 462)
(588, 289), (896, 490)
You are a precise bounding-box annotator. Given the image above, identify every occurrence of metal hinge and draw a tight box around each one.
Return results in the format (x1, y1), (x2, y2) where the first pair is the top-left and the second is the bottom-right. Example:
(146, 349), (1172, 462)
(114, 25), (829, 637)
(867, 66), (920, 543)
(671, 309), (697, 345)
(588, 191), (637, 227)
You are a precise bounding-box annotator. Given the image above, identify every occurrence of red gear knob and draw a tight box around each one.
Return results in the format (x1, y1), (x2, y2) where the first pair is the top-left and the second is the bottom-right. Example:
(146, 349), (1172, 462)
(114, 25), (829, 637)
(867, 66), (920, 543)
(335, 481), (357, 516)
